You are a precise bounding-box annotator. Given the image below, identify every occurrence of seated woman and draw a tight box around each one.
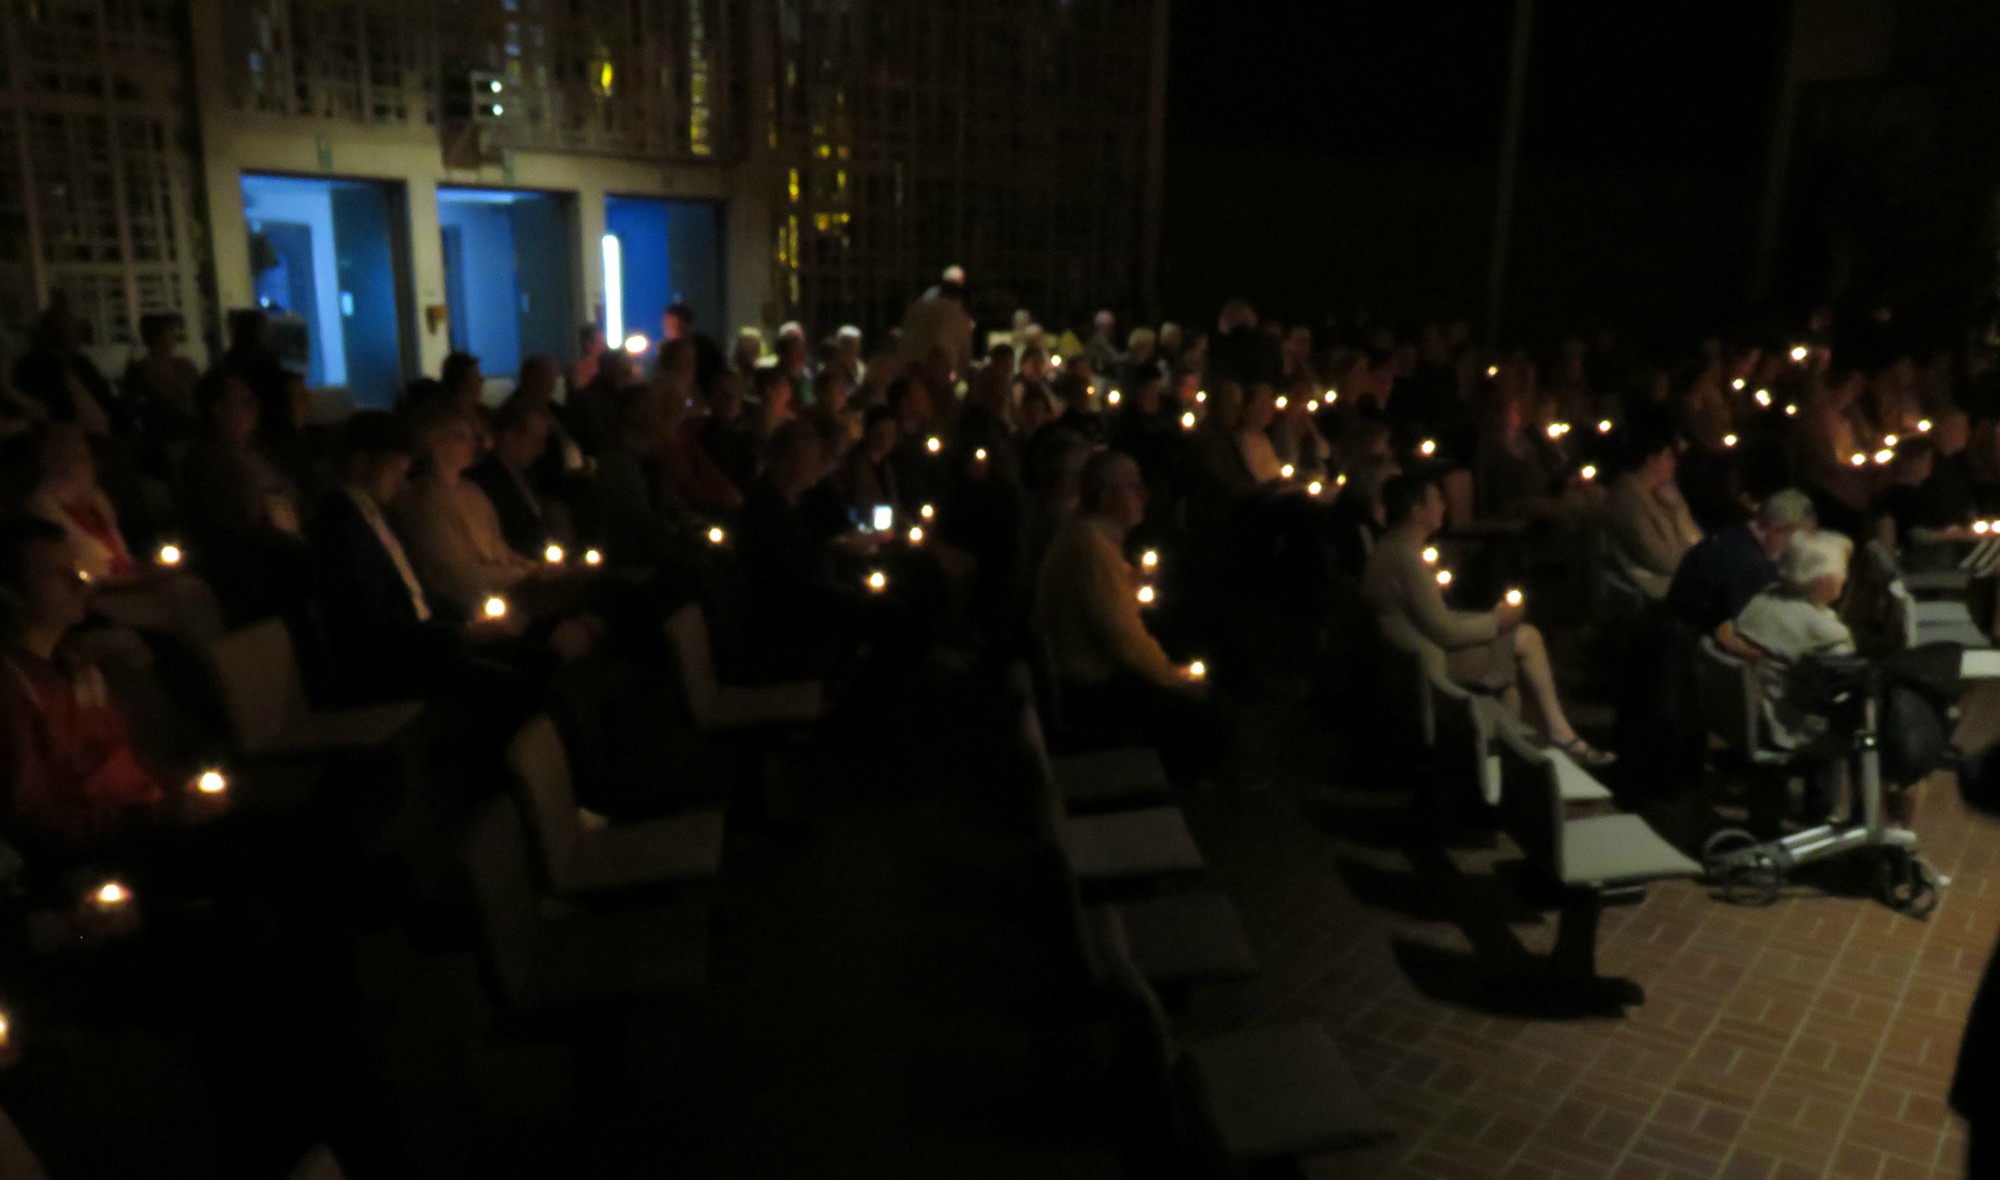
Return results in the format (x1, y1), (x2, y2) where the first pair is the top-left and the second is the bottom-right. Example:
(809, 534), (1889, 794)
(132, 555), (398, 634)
(1032, 450), (1231, 784)
(174, 371), (310, 623)
(1733, 530), (1856, 821)
(1363, 472), (1613, 767)
(0, 515), (226, 889)
(1606, 432), (1704, 598)
(392, 401), (545, 619)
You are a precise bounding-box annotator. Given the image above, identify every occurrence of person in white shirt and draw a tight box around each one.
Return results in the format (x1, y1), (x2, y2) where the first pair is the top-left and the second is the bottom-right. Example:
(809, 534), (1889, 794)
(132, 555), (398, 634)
(1734, 529), (1856, 752)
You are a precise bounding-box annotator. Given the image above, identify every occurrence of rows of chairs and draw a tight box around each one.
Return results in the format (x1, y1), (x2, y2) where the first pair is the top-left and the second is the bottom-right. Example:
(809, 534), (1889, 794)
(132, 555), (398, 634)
(1008, 665), (1391, 1175)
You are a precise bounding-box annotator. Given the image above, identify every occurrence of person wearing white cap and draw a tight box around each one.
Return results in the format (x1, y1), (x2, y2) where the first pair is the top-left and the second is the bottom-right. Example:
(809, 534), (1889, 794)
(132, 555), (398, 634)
(1733, 529), (1856, 754)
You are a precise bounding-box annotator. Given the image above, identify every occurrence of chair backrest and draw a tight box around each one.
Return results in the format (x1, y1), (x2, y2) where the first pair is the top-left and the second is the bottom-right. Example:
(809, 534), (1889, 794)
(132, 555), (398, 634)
(1693, 637), (1762, 753)
(1090, 907), (1178, 1089)
(1493, 720), (1561, 873)
(663, 603), (721, 726)
(1425, 669), (1497, 807)
(203, 617), (309, 754)
(1376, 631), (1435, 749)
(1029, 632), (1072, 736)
(462, 796), (540, 1008)
(505, 715), (584, 892)
(1015, 696), (1065, 846)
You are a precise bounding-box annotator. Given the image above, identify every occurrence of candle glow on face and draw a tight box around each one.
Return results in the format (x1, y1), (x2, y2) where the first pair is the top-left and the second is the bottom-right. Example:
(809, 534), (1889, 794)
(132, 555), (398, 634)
(483, 595), (508, 620)
(544, 543), (565, 564)
(583, 549), (602, 566)
(1505, 588), (1524, 607)
(1136, 585), (1156, 605)
(866, 570), (887, 592)
(156, 543), (182, 566)
(196, 769), (226, 795)
(706, 527), (726, 545)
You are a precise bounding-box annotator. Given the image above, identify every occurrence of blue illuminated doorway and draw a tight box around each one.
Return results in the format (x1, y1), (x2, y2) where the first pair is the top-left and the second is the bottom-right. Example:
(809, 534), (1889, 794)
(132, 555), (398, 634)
(435, 187), (575, 382)
(603, 196), (725, 348)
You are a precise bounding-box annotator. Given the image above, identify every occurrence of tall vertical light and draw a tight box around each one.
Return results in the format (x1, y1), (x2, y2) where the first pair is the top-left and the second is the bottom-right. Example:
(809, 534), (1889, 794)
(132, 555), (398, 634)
(601, 233), (624, 345)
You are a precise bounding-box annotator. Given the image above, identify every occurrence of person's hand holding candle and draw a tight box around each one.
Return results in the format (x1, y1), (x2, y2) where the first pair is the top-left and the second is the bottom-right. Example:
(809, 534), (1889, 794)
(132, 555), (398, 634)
(73, 877), (140, 941)
(181, 767), (232, 823)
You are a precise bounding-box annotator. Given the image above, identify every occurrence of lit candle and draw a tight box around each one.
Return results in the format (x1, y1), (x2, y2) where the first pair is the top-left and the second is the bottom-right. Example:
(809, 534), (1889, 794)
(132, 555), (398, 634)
(1335, 473), (1348, 487)
(1140, 549), (1159, 570)
(1874, 448), (1895, 465)
(0, 1011), (11, 1052)
(156, 543), (182, 567)
(1307, 399), (1320, 413)
(1181, 411), (1197, 430)
(1421, 546), (1439, 564)
(925, 436), (941, 454)
(1884, 434), (1899, 447)
(1136, 585), (1156, 605)
(1325, 388), (1338, 403)
(1275, 396), (1289, 410)
(1419, 439), (1437, 456)
(1051, 354), (1063, 368)
(583, 549), (603, 566)
(1722, 434), (1738, 448)
(706, 526), (726, 546)
(920, 503), (935, 521)
(1435, 569), (1453, 587)
(482, 595), (509, 620)
(1486, 365), (1500, 377)
(1784, 404), (1797, 417)
(1195, 389), (1207, 403)
(1580, 464), (1598, 481)
(77, 569), (91, 584)
(91, 880), (130, 911)
(1307, 479), (1323, 496)
(543, 543), (565, 564)
(1919, 419), (1934, 433)
(1755, 388), (1772, 407)
(1790, 344), (1809, 362)
(1280, 463), (1295, 479)
(1849, 453), (1867, 467)
(1188, 660), (1207, 680)
(1505, 588), (1523, 607)
(974, 447), (988, 462)
(1731, 377), (1746, 391)
(195, 769), (227, 795)
(1597, 419), (1613, 434)
(866, 570), (887, 593)
(907, 525), (925, 545)
(1976, 521), (1991, 536)
(1545, 424), (1563, 441)
(1107, 389), (1121, 405)
(623, 333), (649, 355)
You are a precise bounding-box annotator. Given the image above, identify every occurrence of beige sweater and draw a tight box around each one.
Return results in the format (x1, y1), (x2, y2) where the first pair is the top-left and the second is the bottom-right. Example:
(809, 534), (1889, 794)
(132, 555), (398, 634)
(1033, 515), (1179, 688)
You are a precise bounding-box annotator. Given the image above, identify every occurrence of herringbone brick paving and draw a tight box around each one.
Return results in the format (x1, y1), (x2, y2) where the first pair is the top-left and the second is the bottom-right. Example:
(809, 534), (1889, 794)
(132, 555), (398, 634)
(1173, 683), (2000, 1180)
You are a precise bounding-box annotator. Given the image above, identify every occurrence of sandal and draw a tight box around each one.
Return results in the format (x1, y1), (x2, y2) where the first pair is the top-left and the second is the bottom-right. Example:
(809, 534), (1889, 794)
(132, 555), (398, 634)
(1554, 736), (1617, 770)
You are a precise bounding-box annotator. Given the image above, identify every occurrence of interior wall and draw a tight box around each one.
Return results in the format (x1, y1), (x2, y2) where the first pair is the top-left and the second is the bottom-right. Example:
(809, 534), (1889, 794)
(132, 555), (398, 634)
(436, 197), (522, 377)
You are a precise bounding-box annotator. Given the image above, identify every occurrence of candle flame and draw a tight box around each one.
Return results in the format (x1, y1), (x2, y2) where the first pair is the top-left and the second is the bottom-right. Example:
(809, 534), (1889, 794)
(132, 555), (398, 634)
(706, 527), (726, 545)
(1136, 585), (1156, 605)
(920, 503), (935, 520)
(1140, 549), (1159, 569)
(866, 570), (888, 592)
(583, 549), (603, 566)
(1486, 365), (1499, 377)
(623, 333), (649, 355)
(1188, 660), (1207, 680)
(483, 596), (508, 619)
(1275, 396), (1289, 410)
(1784, 404), (1797, 417)
(1195, 389), (1207, 403)
(1598, 419), (1613, 434)
(1732, 378), (1746, 391)
(94, 881), (129, 907)
(925, 436), (941, 453)
(907, 525), (924, 544)
(1435, 569), (1453, 587)
(1580, 464), (1598, 481)
(1419, 439), (1436, 456)
(1505, 589), (1523, 606)
(1976, 521), (1991, 535)
(156, 544), (182, 566)
(1107, 390), (1121, 405)
(544, 543), (565, 564)
(1421, 546), (1439, 564)
(1849, 453), (1867, 467)
(1918, 419), (1934, 432)
(1790, 345), (1809, 362)
(1181, 411), (1196, 430)
(1874, 448), (1895, 465)
(1755, 388), (1772, 407)
(1307, 479), (1323, 495)
(1280, 464), (1294, 479)
(197, 770), (227, 794)
(974, 448), (988, 462)
(1723, 434), (1738, 448)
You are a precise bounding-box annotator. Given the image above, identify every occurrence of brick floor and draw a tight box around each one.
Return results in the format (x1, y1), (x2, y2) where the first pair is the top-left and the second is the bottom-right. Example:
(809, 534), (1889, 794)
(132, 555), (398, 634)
(1174, 682), (2000, 1180)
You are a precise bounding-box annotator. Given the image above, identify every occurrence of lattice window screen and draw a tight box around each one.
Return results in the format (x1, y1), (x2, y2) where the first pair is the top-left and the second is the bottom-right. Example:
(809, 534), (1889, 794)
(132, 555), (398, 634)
(1, 0), (205, 351)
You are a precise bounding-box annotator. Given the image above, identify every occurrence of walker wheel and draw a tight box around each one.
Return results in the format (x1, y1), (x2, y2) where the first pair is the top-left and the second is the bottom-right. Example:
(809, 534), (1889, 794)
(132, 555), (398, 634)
(1879, 851), (1941, 919)
(1721, 852), (1784, 907)
(1702, 829), (1760, 877)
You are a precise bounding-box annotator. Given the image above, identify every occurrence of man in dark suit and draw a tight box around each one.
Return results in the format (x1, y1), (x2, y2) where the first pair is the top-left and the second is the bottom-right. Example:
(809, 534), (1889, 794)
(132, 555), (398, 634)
(309, 412), (527, 708)
(470, 397), (562, 559)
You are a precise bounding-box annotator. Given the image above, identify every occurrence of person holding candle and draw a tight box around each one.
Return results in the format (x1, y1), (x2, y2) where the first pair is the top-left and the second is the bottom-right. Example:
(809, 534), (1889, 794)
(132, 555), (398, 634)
(393, 402), (549, 618)
(1665, 487), (1816, 658)
(470, 395), (572, 560)
(1033, 450), (1231, 784)
(173, 371), (310, 624)
(1364, 473), (1614, 767)
(1606, 431), (1704, 599)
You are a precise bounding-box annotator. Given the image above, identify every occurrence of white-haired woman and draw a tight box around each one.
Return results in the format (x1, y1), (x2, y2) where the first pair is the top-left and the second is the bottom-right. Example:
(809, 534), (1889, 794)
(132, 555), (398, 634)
(1734, 530), (1857, 818)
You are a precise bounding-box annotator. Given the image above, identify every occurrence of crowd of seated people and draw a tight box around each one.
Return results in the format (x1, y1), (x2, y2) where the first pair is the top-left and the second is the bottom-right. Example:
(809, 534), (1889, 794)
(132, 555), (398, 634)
(4, 270), (2000, 1165)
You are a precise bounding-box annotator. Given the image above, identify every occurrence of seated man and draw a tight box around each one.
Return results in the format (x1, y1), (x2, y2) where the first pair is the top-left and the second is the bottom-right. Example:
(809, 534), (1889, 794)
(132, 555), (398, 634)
(470, 395), (567, 560)
(1606, 433), (1703, 598)
(1032, 450), (1228, 784)
(1363, 472), (1613, 767)
(1665, 487), (1815, 658)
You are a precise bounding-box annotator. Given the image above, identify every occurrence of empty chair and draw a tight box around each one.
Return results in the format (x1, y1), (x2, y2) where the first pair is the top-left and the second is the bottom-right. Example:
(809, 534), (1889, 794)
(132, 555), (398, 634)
(1006, 662), (1172, 811)
(663, 603), (827, 730)
(1692, 637), (1795, 768)
(505, 715), (725, 899)
(203, 617), (422, 759)
(1095, 908), (1386, 1172)
(1493, 721), (1701, 1007)
(462, 795), (709, 1015)
(1017, 694), (1204, 884)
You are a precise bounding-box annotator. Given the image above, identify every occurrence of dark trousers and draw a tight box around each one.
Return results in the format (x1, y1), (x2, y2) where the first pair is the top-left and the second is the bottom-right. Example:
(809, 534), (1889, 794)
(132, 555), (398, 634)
(1064, 674), (1232, 785)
